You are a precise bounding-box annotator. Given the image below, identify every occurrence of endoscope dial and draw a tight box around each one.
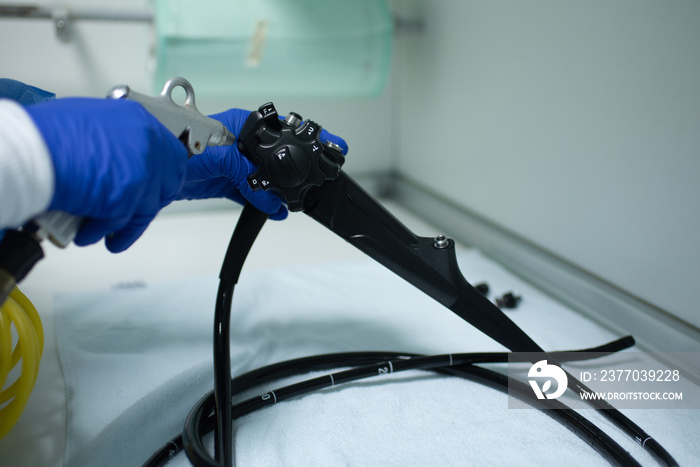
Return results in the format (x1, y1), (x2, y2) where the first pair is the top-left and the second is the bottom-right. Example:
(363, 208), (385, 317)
(237, 102), (344, 211)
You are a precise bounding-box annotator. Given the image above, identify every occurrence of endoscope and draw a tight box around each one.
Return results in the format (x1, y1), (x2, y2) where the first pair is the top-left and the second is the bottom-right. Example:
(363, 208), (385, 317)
(144, 103), (678, 466)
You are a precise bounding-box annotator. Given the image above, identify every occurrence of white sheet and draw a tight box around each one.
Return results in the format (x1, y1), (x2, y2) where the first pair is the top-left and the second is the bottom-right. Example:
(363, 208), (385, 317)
(53, 250), (700, 466)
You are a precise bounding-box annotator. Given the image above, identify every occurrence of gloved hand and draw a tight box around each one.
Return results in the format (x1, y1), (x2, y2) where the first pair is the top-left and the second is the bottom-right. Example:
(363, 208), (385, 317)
(25, 98), (189, 253)
(177, 108), (349, 220)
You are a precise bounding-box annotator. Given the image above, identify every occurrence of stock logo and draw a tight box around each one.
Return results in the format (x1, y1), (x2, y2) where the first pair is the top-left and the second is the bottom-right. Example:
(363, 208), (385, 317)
(528, 360), (568, 400)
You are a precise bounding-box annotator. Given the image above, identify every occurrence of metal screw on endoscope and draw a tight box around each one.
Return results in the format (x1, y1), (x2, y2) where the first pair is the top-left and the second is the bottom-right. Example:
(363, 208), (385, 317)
(324, 141), (344, 153)
(496, 292), (521, 309)
(432, 234), (449, 249)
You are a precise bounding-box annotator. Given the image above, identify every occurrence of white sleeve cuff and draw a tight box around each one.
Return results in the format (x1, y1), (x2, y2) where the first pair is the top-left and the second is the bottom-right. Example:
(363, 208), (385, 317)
(0, 99), (55, 228)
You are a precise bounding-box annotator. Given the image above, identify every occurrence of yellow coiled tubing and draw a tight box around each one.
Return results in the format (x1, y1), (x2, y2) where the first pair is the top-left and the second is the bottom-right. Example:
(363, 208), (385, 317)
(0, 287), (43, 439)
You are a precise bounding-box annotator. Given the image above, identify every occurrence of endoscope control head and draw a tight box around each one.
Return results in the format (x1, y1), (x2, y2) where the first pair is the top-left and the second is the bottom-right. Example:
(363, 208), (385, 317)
(237, 102), (345, 212)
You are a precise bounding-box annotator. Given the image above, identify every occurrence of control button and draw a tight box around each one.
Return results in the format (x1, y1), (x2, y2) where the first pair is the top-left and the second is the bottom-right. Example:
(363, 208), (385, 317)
(247, 170), (273, 191)
(259, 102), (281, 130)
(324, 141), (344, 154)
(247, 174), (262, 191)
(323, 141), (345, 167)
(260, 102), (277, 119)
(285, 112), (302, 128)
(274, 146), (290, 161)
(268, 146), (307, 187)
(296, 120), (320, 141)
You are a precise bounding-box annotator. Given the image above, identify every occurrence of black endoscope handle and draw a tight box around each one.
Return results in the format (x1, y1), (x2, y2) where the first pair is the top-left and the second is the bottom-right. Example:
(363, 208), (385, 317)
(304, 172), (543, 353)
(304, 175), (679, 466)
(237, 103), (542, 354)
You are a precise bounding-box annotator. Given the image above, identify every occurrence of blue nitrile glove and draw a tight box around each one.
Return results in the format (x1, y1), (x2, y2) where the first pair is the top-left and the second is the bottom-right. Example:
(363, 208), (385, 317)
(24, 98), (189, 253)
(0, 78), (55, 105)
(177, 108), (349, 220)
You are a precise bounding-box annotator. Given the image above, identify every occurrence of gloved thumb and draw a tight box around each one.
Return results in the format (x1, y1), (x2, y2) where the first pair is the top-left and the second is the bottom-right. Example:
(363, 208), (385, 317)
(105, 215), (154, 253)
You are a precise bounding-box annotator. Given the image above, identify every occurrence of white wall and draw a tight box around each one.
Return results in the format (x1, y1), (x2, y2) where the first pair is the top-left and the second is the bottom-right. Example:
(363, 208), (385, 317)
(396, 0), (700, 328)
(0, 0), (394, 176)
(4, 0), (700, 331)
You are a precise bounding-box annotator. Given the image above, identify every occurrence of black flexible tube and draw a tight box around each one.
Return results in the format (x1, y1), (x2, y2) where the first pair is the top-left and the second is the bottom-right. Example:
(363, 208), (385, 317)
(447, 364), (640, 467)
(143, 201), (679, 466)
(211, 205), (268, 465)
(564, 370), (679, 466)
(212, 280), (234, 465)
(144, 338), (637, 467)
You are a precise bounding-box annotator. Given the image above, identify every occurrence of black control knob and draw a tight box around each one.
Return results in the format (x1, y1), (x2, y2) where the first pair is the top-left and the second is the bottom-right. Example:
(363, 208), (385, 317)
(237, 102), (345, 212)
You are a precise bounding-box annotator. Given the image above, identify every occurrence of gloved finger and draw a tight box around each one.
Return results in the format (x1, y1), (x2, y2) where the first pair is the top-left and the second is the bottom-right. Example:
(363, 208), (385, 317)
(235, 175), (288, 219)
(104, 214), (154, 253)
(269, 205), (289, 221)
(178, 177), (246, 203)
(178, 150), (287, 220)
(74, 218), (128, 247)
(319, 129), (349, 155)
(216, 184), (248, 206)
(187, 144), (286, 214)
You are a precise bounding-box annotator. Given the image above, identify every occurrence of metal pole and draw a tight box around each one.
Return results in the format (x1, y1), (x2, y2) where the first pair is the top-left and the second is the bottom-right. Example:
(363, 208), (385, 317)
(0, 3), (153, 42)
(0, 4), (153, 21)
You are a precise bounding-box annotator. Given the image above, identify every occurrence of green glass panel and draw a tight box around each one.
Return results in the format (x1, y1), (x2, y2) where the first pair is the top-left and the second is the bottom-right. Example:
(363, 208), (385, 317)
(154, 0), (393, 98)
